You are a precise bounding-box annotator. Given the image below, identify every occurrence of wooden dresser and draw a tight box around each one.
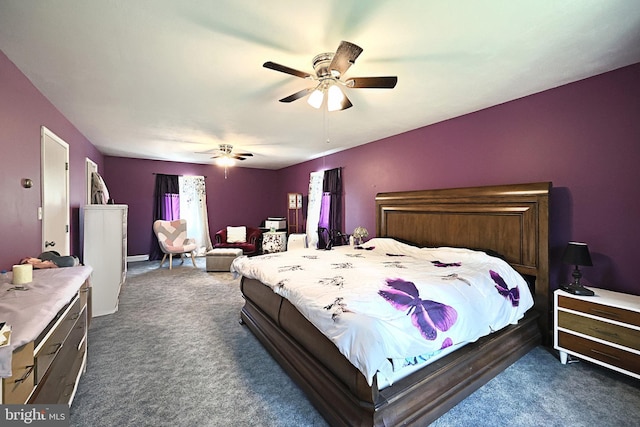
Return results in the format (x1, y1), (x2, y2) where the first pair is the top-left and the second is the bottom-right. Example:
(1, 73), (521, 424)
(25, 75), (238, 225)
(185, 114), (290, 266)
(0, 266), (91, 404)
(554, 287), (640, 379)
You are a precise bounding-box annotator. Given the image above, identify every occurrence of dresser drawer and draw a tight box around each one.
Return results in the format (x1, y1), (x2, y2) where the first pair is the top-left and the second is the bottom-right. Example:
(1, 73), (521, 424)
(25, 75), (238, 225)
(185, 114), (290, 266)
(31, 307), (86, 404)
(558, 311), (640, 351)
(558, 331), (640, 375)
(558, 295), (640, 327)
(35, 295), (82, 384)
(79, 280), (90, 311)
(1, 342), (35, 404)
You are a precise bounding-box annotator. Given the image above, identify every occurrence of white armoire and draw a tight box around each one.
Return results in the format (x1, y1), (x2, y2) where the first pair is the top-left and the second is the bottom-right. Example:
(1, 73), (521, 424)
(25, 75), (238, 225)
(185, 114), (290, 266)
(83, 204), (128, 317)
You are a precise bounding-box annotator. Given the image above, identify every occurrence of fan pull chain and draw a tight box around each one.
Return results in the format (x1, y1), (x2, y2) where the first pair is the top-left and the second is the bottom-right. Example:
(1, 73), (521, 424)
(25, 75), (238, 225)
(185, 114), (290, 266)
(324, 107), (330, 144)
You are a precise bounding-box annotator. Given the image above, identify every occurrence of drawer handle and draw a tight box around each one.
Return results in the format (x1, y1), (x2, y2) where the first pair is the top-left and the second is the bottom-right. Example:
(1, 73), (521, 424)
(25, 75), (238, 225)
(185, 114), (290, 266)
(590, 349), (620, 361)
(14, 365), (35, 384)
(47, 342), (63, 355)
(589, 308), (620, 319)
(70, 313), (80, 320)
(80, 288), (89, 293)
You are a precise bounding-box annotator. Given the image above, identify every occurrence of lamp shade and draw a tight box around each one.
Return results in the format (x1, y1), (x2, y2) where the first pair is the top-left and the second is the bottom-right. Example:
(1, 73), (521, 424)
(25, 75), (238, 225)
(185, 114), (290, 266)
(307, 88), (324, 109)
(327, 84), (346, 112)
(215, 156), (236, 167)
(352, 227), (368, 239)
(562, 242), (593, 267)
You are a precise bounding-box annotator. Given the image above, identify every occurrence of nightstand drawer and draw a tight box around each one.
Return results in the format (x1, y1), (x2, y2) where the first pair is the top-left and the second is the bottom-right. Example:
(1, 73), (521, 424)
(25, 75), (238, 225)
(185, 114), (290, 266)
(558, 295), (640, 327)
(558, 311), (640, 351)
(558, 331), (640, 375)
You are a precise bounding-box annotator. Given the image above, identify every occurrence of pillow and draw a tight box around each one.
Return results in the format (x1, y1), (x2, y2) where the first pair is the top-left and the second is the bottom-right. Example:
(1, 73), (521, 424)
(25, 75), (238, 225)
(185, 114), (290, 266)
(226, 226), (247, 243)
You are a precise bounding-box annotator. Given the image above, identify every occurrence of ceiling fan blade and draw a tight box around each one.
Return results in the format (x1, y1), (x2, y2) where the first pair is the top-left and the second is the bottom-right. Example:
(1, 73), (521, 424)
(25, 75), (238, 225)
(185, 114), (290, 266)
(234, 152), (253, 157)
(329, 41), (363, 76)
(263, 61), (312, 79)
(233, 156), (247, 161)
(279, 87), (314, 103)
(346, 76), (398, 89)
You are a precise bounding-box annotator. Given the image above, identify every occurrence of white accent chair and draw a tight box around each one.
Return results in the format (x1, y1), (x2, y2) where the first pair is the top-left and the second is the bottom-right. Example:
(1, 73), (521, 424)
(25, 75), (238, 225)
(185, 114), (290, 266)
(153, 219), (197, 269)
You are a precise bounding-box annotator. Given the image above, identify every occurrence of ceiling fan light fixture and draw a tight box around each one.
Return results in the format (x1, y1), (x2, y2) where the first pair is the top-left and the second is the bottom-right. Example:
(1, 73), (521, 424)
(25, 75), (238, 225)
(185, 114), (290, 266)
(216, 156), (236, 167)
(327, 84), (346, 112)
(307, 88), (324, 109)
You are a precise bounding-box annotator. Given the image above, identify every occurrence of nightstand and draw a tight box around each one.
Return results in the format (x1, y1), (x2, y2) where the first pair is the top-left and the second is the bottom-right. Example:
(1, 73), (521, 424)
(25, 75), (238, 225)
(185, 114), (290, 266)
(554, 287), (640, 379)
(262, 231), (287, 253)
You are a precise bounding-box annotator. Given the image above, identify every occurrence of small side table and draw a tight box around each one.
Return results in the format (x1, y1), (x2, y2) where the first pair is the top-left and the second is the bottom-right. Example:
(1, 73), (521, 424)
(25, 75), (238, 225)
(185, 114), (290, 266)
(262, 231), (287, 253)
(554, 287), (640, 379)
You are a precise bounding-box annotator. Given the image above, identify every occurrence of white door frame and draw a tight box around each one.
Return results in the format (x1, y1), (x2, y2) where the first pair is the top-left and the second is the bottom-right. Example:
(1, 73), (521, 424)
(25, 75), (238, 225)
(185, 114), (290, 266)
(41, 126), (70, 255)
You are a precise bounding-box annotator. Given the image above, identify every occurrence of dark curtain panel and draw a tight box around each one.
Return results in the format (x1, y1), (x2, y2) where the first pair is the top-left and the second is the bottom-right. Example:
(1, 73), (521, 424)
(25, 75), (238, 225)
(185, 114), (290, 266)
(318, 167), (343, 249)
(149, 174), (180, 260)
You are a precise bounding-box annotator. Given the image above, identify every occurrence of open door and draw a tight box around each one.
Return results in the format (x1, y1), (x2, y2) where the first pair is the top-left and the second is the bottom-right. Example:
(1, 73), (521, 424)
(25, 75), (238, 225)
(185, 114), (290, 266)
(41, 126), (70, 255)
(85, 158), (98, 205)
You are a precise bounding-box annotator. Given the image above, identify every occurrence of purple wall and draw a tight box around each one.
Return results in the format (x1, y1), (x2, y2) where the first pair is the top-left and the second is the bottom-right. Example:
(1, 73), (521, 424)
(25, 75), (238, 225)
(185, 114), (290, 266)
(2, 43), (638, 297)
(279, 63), (640, 296)
(0, 50), (104, 271)
(103, 157), (280, 257)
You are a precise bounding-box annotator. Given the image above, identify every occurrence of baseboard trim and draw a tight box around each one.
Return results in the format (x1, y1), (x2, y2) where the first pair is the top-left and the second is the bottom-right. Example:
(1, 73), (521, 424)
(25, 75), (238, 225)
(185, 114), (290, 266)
(127, 254), (149, 263)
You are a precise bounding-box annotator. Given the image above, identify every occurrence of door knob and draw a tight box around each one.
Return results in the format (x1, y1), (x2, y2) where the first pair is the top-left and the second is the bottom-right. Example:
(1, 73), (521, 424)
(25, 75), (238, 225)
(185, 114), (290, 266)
(45, 241), (56, 248)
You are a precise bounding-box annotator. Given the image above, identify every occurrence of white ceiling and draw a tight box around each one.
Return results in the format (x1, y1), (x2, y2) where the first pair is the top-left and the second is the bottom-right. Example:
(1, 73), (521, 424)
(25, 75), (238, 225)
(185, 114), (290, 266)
(1, 1), (639, 170)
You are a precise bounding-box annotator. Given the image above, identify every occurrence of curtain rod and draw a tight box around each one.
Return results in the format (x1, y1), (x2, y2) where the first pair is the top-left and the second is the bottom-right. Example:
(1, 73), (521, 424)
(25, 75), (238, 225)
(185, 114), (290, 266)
(152, 173), (207, 178)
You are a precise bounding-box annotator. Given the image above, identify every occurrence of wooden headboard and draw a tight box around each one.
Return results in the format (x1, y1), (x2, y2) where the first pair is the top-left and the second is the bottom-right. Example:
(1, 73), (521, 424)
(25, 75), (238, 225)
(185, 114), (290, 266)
(375, 182), (551, 344)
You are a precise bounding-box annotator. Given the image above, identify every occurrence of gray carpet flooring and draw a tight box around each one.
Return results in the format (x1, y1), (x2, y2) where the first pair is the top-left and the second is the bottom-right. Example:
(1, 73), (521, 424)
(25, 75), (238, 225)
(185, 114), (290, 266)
(69, 259), (640, 426)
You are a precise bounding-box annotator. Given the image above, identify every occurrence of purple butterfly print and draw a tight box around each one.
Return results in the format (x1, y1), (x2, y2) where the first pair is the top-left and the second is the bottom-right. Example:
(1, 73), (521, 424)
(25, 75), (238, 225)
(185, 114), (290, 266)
(379, 278), (458, 341)
(441, 337), (453, 349)
(431, 260), (461, 267)
(490, 270), (520, 307)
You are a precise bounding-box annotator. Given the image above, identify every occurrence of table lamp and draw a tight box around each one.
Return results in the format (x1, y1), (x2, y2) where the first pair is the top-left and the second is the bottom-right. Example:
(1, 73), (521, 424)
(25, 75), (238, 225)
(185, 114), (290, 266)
(352, 227), (369, 246)
(560, 242), (594, 296)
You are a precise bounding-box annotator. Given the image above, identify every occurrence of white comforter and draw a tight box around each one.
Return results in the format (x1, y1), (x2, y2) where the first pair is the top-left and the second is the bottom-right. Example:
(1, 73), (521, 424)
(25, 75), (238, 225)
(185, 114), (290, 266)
(231, 238), (534, 385)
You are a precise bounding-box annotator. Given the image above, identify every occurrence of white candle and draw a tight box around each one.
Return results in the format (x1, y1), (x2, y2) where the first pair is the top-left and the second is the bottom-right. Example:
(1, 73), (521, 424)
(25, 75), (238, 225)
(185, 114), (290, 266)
(12, 264), (33, 285)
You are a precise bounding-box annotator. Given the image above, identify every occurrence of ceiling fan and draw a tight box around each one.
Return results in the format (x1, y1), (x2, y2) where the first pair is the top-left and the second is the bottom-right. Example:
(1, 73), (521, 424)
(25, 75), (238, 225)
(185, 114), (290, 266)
(264, 40), (398, 111)
(208, 144), (253, 162)
(205, 144), (253, 179)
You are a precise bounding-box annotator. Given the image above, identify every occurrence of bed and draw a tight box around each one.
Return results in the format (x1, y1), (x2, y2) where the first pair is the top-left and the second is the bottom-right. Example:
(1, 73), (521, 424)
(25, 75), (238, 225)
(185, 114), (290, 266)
(234, 182), (550, 426)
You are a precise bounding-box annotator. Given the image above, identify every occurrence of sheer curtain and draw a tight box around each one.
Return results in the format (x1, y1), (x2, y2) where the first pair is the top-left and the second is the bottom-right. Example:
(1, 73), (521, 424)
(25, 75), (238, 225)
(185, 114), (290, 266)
(179, 175), (213, 256)
(306, 171), (324, 249)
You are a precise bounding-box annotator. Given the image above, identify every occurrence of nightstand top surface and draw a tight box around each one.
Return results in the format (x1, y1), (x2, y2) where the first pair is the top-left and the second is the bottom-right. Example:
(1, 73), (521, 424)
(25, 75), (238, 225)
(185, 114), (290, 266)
(556, 287), (640, 311)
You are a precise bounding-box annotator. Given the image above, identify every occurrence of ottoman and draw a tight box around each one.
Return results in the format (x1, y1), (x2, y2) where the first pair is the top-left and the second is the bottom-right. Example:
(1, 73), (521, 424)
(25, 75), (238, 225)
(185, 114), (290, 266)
(206, 248), (243, 272)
